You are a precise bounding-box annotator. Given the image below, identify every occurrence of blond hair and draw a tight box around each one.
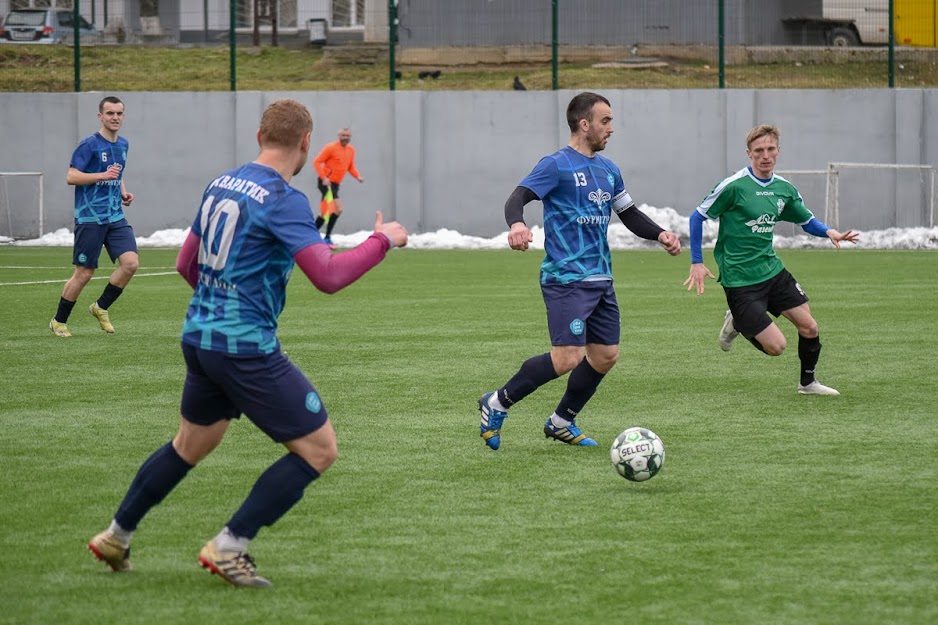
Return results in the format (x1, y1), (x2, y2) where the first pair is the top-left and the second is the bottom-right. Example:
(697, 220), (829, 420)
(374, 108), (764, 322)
(746, 124), (780, 149)
(259, 99), (313, 148)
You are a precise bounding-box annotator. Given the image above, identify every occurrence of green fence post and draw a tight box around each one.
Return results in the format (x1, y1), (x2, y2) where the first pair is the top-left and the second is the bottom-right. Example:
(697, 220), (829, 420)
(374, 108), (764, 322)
(389, 0), (397, 91)
(73, 2), (80, 92)
(718, 0), (725, 89)
(551, 0), (558, 90)
(230, 0), (236, 91)
(888, 0), (895, 87)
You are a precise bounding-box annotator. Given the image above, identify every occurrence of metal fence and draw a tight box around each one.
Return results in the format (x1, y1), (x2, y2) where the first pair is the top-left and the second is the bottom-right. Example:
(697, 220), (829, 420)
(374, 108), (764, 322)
(0, 0), (936, 91)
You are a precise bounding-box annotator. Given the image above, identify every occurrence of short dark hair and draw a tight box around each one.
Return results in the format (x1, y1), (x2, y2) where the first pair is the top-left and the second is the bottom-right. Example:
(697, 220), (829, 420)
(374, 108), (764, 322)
(566, 92), (610, 133)
(98, 96), (123, 113)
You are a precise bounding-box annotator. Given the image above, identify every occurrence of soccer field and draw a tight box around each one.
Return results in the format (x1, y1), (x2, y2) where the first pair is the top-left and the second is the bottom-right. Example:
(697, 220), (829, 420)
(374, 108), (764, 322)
(0, 247), (935, 625)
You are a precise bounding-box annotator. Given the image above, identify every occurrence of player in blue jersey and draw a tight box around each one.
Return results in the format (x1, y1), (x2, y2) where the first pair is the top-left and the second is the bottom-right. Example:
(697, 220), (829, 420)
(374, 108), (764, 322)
(684, 124), (858, 396)
(87, 99), (408, 587)
(478, 92), (682, 450)
(50, 96), (138, 337)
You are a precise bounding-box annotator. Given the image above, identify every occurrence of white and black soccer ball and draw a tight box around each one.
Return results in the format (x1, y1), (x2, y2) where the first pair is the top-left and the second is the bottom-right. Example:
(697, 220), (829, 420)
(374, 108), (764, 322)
(610, 427), (665, 482)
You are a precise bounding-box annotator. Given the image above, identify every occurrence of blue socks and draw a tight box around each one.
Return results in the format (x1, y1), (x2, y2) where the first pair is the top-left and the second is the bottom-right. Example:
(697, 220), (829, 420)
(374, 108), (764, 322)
(226, 453), (321, 540)
(114, 441), (193, 531)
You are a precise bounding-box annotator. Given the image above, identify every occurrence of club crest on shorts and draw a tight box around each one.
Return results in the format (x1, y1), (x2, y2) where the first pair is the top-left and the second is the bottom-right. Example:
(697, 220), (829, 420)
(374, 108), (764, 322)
(305, 392), (322, 413)
(569, 319), (585, 335)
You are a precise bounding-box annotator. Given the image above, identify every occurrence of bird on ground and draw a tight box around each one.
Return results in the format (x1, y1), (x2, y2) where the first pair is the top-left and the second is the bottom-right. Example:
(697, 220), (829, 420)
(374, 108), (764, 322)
(513, 76), (527, 91)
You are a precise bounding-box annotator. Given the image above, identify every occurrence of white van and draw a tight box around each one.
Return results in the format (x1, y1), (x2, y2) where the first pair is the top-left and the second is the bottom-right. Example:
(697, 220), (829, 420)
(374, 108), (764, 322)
(822, 0), (889, 46)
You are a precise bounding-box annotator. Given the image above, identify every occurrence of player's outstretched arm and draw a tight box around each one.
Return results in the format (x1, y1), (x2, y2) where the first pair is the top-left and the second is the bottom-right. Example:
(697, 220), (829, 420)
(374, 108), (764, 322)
(827, 228), (860, 249)
(504, 186), (537, 251)
(657, 231), (682, 256)
(373, 210), (407, 247)
(684, 210), (713, 295)
(294, 211), (408, 294)
(508, 222), (533, 251)
(616, 206), (680, 255)
(684, 263), (715, 296)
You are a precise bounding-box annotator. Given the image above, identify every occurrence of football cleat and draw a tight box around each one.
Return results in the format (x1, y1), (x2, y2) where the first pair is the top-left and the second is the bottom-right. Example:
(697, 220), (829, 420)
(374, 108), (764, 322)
(797, 381), (840, 396)
(322, 236), (337, 250)
(478, 392), (508, 450)
(49, 319), (71, 337)
(198, 540), (272, 588)
(718, 309), (738, 352)
(88, 530), (132, 572)
(89, 302), (115, 334)
(544, 418), (598, 446)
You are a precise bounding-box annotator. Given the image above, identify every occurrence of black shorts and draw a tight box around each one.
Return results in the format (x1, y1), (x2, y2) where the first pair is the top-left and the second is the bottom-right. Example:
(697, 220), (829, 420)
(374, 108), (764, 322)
(317, 178), (340, 199)
(723, 268), (808, 339)
(180, 343), (328, 443)
(541, 281), (620, 347)
(73, 219), (137, 269)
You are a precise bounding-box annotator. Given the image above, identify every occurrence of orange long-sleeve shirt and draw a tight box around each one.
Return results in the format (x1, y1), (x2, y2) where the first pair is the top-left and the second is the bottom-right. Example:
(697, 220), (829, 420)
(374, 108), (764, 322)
(313, 141), (361, 184)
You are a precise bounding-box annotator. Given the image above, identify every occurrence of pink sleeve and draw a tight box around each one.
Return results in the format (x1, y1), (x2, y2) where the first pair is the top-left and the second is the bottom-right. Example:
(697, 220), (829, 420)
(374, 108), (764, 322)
(294, 233), (392, 294)
(176, 230), (200, 289)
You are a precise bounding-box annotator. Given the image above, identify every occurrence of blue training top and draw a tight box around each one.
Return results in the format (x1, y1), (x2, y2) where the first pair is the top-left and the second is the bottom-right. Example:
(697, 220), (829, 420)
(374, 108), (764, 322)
(70, 132), (129, 224)
(181, 162), (324, 356)
(519, 146), (633, 285)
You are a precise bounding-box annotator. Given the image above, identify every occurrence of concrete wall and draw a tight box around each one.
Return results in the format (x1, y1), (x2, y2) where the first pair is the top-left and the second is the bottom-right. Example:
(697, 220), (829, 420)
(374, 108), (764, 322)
(0, 89), (935, 238)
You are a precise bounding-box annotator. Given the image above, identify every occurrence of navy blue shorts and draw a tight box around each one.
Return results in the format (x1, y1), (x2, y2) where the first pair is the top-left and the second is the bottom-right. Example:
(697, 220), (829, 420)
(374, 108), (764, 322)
(180, 343), (328, 443)
(73, 219), (138, 269)
(723, 268), (809, 339)
(541, 281), (620, 347)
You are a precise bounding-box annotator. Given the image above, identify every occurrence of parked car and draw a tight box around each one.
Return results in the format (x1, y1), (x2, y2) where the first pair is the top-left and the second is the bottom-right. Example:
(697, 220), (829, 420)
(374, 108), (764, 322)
(0, 9), (99, 44)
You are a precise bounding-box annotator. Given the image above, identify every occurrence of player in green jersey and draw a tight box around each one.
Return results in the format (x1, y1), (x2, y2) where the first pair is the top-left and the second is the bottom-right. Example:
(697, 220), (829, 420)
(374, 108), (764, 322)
(684, 124), (859, 396)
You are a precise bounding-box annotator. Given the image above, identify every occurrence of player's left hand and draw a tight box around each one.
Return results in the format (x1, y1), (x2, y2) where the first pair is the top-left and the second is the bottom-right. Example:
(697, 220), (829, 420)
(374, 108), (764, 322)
(357, 176), (365, 183)
(658, 231), (681, 256)
(828, 229), (859, 249)
(121, 192), (134, 206)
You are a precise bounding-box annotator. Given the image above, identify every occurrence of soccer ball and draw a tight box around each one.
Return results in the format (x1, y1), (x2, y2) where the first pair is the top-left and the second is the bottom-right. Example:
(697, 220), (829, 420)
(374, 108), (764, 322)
(610, 427), (665, 482)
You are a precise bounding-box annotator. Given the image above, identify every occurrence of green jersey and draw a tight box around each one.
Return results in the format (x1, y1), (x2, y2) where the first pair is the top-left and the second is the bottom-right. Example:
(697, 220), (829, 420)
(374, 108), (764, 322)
(697, 167), (814, 288)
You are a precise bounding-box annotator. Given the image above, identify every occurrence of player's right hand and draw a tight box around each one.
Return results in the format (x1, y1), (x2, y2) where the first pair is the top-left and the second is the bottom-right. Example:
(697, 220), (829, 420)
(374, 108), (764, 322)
(683, 263), (715, 296)
(508, 222), (533, 251)
(101, 165), (121, 181)
(374, 211), (408, 248)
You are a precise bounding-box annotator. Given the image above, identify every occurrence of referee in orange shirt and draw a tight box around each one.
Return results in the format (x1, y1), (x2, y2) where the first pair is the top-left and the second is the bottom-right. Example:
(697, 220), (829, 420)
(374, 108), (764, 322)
(312, 128), (364, 248)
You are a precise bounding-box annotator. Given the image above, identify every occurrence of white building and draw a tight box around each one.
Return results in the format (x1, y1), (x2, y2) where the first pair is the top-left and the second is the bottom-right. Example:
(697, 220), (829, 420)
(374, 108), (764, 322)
(0, 0), (386, 44)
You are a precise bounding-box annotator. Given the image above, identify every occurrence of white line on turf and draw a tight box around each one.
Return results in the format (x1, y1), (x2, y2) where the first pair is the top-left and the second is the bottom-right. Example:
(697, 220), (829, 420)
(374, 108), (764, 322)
(0, 271), (179, 287)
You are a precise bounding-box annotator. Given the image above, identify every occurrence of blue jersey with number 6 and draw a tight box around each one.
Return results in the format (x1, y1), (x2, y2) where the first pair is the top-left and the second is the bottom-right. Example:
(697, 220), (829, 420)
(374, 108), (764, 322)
(181, 162), (324, 355)
(70, 132), (129, 224)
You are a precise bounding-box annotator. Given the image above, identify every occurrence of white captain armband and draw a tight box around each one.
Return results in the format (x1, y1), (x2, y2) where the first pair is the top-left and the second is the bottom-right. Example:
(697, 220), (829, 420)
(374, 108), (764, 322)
(612, 190), (634, 214)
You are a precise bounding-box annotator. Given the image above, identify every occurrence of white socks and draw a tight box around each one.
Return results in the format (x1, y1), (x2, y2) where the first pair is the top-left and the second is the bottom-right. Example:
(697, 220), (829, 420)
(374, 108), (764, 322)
(550, 413), (572, 428)
(214, 526), (250, 553)
(108, 520), (133, 547)
(488, 393), (508, 412)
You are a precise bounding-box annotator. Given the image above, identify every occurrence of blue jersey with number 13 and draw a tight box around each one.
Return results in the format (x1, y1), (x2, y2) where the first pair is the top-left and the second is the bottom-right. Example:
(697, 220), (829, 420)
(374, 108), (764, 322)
(520, 146), (633, 285)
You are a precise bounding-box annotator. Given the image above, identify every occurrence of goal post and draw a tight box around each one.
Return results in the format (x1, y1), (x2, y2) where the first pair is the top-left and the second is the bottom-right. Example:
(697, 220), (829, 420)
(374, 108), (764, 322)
(827, 163), (937, 231)
(0, 172), (44, 241)
(778, 163), (937, 231)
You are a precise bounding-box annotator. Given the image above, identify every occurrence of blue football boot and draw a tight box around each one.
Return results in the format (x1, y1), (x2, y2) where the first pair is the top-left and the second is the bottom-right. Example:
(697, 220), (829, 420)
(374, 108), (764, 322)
(478, 392), (508, 450)
(543, 418), (598, 446)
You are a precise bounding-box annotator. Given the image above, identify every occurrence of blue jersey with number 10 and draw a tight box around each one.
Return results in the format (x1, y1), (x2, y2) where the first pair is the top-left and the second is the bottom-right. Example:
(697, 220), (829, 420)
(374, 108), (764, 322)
(520, 146), (633, 285)
(181, 162), (324, 356)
